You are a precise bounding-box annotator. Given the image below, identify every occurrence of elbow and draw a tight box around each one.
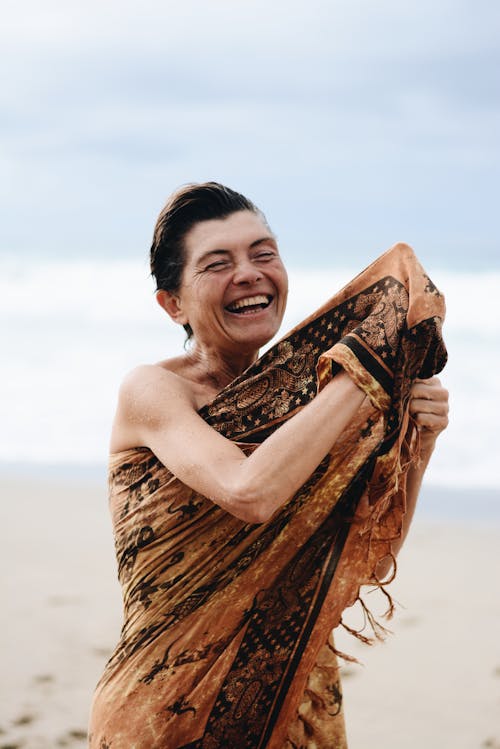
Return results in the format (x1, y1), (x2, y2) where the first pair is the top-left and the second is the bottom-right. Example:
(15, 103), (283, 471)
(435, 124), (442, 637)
(240, 509), (271, 525)
(247, 504), (275, 525)
(224, 482), (278, 525)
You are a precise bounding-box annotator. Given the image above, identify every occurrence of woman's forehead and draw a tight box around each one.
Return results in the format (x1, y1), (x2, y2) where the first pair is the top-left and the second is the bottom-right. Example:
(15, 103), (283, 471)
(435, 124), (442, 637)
(184, 211), (274, 261)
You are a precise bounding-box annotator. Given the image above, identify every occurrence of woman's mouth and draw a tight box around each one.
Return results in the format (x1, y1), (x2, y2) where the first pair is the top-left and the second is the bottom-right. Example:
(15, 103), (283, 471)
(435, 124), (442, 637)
(225, 294), (273, 315)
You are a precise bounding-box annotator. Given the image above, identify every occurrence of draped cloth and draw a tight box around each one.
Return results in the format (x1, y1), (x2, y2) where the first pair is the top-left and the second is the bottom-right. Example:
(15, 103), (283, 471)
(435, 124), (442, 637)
(88, 243), (447, 749)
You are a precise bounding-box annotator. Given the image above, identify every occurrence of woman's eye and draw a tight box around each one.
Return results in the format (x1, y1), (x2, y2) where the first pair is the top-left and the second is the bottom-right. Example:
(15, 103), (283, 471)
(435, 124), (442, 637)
(255, 251), (275, 261)
(205, 261), (229, 271)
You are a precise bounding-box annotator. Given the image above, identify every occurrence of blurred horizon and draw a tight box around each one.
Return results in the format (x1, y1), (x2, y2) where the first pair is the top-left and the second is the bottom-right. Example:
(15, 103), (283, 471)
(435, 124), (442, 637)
(2, 255), (499, 492)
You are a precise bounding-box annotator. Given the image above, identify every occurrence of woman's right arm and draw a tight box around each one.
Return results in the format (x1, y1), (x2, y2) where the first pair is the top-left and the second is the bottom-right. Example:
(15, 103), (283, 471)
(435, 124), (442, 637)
(113, 365), (367, 523)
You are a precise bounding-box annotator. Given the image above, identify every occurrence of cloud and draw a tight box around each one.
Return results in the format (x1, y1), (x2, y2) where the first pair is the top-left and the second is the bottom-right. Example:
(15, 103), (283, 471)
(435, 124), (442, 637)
(1, 0), (499, 267)
(3, 0), (499, 109)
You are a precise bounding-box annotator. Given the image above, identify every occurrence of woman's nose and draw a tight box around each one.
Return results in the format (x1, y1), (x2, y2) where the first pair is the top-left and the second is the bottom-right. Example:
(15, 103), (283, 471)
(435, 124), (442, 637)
(232, 260), (263, 285)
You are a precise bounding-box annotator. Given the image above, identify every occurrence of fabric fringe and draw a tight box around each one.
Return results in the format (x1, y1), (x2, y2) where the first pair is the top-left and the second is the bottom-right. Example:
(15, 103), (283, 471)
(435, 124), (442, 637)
(331, 415), (423, 663)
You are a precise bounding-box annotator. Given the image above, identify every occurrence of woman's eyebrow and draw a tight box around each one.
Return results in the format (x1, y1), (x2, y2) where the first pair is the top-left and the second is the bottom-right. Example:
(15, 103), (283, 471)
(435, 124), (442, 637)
(197, 249), (230, 264)
(249, 236), (277, 248)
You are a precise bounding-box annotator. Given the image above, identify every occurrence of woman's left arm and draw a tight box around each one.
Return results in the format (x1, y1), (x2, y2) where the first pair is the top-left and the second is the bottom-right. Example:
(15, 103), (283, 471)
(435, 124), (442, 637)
(376, 376), (449, 577)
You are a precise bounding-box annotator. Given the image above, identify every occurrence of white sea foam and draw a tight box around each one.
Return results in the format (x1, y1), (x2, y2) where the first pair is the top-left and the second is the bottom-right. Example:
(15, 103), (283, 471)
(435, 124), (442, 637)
(1, 256), (499, 490)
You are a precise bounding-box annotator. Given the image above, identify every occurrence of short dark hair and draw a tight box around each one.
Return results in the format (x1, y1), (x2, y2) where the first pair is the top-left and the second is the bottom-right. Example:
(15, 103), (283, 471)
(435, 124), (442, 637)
(150, 182), (266, 339)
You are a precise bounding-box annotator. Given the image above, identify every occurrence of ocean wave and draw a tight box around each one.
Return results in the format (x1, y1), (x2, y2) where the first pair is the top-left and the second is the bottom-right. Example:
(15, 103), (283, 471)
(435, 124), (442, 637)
(1, 256), (498, 491)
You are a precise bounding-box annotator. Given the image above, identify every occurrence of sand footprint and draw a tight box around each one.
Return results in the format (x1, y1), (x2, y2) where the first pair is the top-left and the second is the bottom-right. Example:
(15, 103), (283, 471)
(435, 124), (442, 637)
(32, 674), (55, 685)
(57, 728), (88, 746)
(11, 715), (35, 727)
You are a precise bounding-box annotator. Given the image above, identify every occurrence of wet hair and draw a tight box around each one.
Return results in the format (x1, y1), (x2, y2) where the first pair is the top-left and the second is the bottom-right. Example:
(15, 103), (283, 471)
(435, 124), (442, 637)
(150, 181), (266, 340)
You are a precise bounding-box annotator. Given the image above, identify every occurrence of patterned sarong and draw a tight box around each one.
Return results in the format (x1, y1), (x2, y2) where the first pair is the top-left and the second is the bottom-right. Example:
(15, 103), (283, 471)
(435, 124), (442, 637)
(88, 243), (447, 748)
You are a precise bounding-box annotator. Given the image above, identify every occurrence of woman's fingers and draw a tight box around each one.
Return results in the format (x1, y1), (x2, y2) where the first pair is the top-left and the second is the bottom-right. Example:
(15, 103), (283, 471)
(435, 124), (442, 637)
(409, 376), (449, 435)
(412, 410), (449, 432)
(411, 377), (448, 401)
(409, 397), (447, 415)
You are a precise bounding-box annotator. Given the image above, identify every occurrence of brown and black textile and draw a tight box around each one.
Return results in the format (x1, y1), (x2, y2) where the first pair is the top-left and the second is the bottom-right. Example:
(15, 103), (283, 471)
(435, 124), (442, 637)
(88, 243), (447, 748)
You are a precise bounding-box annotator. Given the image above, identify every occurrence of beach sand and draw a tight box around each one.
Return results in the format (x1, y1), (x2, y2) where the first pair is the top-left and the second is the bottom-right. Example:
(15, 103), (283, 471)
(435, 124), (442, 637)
(1, 473), (499, 749)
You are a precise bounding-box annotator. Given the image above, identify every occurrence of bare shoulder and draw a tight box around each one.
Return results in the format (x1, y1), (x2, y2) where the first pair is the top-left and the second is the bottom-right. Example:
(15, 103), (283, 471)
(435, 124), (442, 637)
(110, 363), (196, 453)
(118, 363), (196, 421)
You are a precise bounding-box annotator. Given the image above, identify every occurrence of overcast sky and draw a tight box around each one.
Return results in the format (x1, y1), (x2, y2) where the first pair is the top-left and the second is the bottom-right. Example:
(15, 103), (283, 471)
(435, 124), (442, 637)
(2, 0), (499, 269)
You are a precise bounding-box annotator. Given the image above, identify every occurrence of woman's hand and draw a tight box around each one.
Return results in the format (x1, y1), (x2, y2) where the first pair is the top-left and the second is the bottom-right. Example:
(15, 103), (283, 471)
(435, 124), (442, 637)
(409, 376), (449, 452)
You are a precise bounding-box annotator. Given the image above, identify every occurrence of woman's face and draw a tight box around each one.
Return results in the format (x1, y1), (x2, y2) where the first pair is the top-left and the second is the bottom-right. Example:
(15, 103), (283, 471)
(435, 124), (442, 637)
(173, 210), (288, 353)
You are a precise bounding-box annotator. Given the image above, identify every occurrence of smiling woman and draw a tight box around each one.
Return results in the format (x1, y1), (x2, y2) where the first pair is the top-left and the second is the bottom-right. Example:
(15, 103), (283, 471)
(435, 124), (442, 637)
(88, 182), (449, 748)
(155, 210), (289, 377)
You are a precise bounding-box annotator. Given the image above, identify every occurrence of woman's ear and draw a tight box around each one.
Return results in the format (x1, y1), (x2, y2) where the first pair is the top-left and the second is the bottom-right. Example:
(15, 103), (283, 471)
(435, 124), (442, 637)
(156, 290), (189, 326)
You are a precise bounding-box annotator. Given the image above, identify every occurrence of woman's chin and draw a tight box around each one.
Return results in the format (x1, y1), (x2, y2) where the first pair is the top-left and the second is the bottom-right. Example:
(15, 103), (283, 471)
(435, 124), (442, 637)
(224, 307), (283, 344)
(226, 318), (281, 350)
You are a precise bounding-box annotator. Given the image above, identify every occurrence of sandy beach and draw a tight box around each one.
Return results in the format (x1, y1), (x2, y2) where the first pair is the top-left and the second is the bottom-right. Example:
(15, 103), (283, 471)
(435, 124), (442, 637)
(1, 472), (499, 749)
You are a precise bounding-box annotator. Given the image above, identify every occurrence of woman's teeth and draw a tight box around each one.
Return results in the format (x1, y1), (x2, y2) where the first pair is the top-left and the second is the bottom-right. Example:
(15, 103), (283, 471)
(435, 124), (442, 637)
(226, 295), (271, 313)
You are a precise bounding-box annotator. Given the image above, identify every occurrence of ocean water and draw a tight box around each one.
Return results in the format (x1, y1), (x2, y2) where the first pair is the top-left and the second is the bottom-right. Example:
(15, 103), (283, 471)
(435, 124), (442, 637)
(1, 255), (499, 493)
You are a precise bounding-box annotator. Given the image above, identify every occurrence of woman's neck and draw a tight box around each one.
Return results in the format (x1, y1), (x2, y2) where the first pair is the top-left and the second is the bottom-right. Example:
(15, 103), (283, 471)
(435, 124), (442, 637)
(184, 343), (258, 391)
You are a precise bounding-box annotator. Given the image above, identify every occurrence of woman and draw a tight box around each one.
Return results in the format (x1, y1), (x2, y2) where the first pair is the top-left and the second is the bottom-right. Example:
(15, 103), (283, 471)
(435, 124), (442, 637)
(89, 182), (448, 748)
